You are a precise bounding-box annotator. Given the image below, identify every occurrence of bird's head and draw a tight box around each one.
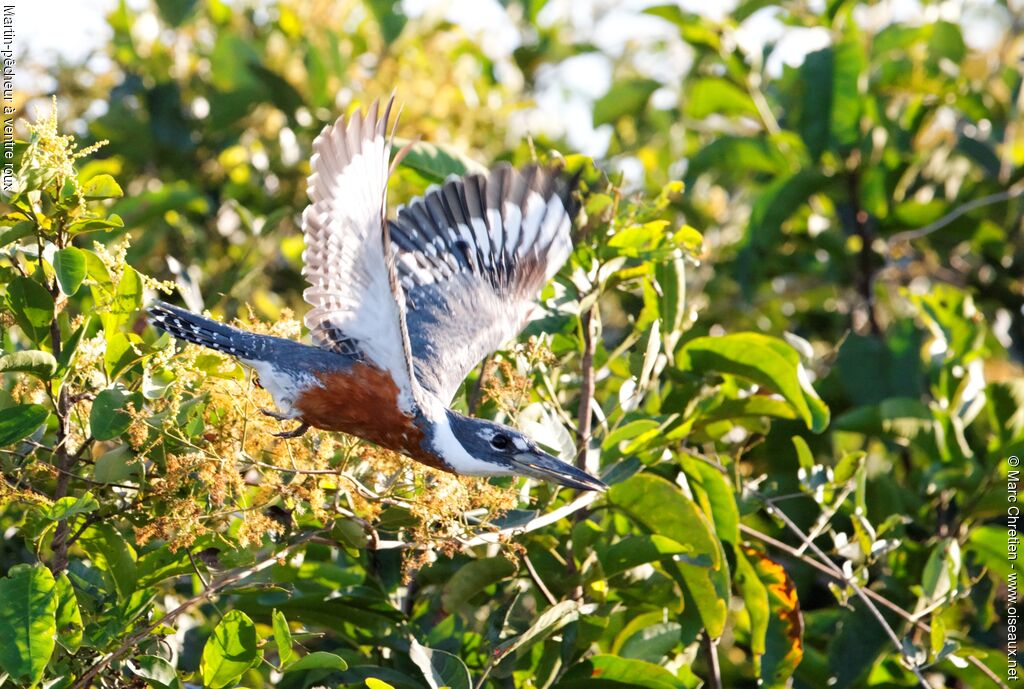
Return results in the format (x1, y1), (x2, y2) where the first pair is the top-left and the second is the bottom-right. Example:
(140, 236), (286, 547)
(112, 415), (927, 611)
(436, 410), (606, 492)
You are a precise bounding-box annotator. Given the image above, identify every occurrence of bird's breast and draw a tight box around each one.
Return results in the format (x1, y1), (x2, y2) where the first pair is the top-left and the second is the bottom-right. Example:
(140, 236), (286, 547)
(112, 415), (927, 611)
(294, 363), (447, 471)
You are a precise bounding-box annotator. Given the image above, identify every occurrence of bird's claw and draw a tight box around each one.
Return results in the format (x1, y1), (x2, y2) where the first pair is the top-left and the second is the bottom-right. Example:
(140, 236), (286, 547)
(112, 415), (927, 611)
(273, 422), (310, 439)
(260, 407), (291, 421)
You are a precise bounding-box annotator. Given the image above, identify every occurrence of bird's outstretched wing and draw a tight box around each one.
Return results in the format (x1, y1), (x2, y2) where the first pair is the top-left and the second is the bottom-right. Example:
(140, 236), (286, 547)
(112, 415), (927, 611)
(389, 164), (579, 403)
(301, 98), (422, 412)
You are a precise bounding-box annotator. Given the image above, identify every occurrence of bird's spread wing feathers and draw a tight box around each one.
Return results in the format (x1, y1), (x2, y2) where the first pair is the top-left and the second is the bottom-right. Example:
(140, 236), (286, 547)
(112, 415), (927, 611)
(389, 164), (579, 403)
(301, 98), (422, 412)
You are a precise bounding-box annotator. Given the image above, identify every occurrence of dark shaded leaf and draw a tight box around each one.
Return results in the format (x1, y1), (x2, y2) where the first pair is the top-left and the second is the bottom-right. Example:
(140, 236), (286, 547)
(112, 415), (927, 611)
(594, 79), (660, 126)
(7, 277), (55, 344)
(409, 639), (470, 689)
(442, 556), (517, 613)
(0, 404), (50, 446)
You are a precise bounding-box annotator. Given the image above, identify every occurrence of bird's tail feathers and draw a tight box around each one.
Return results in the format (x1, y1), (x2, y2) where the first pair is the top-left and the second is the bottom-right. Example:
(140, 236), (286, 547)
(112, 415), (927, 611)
(147, 301), (265, 360)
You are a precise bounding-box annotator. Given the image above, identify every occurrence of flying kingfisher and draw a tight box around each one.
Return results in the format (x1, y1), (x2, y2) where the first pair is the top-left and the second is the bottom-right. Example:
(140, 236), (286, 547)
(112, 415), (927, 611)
(148, 98), (605, 492)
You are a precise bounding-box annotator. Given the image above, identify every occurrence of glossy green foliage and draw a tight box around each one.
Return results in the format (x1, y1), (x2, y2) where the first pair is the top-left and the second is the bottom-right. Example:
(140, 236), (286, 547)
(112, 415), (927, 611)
(0, 0), (1017, 687)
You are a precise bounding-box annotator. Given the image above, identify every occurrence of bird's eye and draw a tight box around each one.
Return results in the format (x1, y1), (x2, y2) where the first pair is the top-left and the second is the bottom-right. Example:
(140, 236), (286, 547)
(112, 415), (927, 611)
(490, 434), (511, 450)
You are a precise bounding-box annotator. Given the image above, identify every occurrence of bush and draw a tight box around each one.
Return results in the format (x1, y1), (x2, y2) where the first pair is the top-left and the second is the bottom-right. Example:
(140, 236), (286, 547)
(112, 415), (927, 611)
(3, 1), (1017, 688)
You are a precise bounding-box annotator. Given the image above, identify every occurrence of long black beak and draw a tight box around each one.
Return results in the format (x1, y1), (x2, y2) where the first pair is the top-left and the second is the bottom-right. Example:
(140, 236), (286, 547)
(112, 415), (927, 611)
(511, 449), (607, 492)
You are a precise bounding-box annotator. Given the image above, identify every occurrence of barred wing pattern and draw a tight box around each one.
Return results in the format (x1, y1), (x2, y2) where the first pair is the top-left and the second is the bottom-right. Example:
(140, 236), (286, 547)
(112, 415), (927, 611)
(301, 98), (422, 412)
(389, 164), (578, 403)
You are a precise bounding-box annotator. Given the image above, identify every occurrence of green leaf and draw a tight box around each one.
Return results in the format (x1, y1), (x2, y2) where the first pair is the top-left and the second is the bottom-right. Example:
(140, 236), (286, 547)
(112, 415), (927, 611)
(831, 34), (865, 150)
(735, 549), (770, 660)
(0, 404), (50, 447)
(131, 655), (183, 689)
(82, 174), (123, 199)
(53, 247), (88, 296)
(441, 557), (517, 614)
(53, 573), (83, 653)
(791, 436), (815, 472)
(155, 0), (197, 26)
(799, 48), (832, 160)
(93, 445), (137, 483)
(594, 79), (660, 126)
(600, 534), (689, 578)
(78, 523), (137, 597)
(684, 458), (739, 550)
(90, 388), (138, 440)
(966, 526), (1013, 580)
(272, 609), (294, 665)
(101, 265), (142, 336)
(685, 136), (787, 184)
(56, 318), (89, 379)
(493, 600), (584, 660)
(200, 610), (260, 689)
(409, 639), (470, 689)
(45, 491), (100, 521)
(105, 332), (144, 381)
(555, 655), (686, 689)
(365, 0), (407, 44)
(7, 277), (55, 344)
(608, 474), (729, 637)
(0, 350), (58, 380)
(748, 170), (831, 248)
(922, 538), (960, 604)
(685, 77), (758, 119)
(741, 545), (803, 686)
(0, 220), (37, 249)
(680, 333), (830, 433)
(283, 650), (348, 673)
(397, 140), (487, 183)
(618, 622), (682, 663)
(83, 250), (113, 294)
(0, 564), (57, 685)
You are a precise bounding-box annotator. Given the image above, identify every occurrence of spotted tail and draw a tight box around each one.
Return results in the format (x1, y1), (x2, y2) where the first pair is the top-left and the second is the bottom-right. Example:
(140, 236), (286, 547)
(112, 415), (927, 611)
(147, 301), (268, 360)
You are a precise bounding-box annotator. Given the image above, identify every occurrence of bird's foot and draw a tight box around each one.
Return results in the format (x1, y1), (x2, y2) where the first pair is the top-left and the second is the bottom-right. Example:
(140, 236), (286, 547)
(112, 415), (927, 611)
(259, 407), (291, 421)
(273, 422), (310, 439)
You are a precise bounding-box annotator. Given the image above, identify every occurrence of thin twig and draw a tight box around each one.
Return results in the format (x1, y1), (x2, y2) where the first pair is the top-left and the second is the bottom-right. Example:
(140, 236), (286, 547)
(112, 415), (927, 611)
(523, 554), (558, 606)
(740, 523), (1008, 689)
(888, 181), (1024, 244)
(701, 631), (722, 689)
(758, 498), (931, 689)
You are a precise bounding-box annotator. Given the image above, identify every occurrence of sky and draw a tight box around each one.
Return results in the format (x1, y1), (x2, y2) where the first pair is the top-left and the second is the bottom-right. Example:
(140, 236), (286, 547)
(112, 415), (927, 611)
(12, 0), (1016, 160)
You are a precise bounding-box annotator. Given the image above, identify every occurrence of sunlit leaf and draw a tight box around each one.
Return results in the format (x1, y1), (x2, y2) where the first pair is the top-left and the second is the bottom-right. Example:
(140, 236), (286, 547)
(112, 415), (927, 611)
(0, 564), (57, 685)
(273, 609), (294, 665)
(679, 333), (830, 433)
(130, 655), (183, 689)
(284, 650), (348, 673)
(200, 610), (260, 689)
(53, 573), (83, 654)
(0, 350), (58, 380)
(82, 174), (124, 199)
(45, 492), (100, 522)
(53, 247), (88, 296)
(608, 474), (729, 637)
(554, 654), (687, 688)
